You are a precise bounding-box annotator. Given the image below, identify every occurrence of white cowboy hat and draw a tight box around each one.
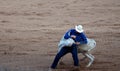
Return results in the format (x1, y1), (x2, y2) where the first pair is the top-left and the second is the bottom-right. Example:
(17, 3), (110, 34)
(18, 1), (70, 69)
(75, 25), (84, 33)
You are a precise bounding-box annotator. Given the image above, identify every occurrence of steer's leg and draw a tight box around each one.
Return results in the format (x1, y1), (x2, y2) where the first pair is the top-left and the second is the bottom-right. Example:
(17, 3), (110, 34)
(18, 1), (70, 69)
(59, 57), (65, 65)
(89, 54), (95, 59)
(81, 53), (87, 61)
(84, 53), (94, 67)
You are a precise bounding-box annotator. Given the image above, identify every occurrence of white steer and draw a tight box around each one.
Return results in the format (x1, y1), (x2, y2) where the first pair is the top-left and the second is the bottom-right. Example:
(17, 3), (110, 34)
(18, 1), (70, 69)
(78, 38), (96, 67)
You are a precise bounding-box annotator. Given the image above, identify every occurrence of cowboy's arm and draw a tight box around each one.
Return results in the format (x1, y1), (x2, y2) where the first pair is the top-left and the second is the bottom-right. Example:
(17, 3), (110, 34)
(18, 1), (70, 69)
(64, 29), (72, 39)
(80, 33), (88, 44)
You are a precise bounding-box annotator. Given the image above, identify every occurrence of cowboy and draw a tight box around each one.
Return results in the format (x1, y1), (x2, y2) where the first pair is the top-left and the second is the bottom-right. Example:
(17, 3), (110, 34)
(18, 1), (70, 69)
(50, 25), (88, 69)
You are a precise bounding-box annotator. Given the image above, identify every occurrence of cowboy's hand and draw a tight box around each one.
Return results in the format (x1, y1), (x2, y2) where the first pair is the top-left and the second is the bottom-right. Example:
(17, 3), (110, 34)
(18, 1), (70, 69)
(75, 42), (80, 45)
(71, 35), (76, 39)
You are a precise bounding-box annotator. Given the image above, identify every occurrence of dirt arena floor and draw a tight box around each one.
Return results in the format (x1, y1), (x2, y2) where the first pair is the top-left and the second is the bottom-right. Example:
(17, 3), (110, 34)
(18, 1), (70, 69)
(0, 0), (120, 71)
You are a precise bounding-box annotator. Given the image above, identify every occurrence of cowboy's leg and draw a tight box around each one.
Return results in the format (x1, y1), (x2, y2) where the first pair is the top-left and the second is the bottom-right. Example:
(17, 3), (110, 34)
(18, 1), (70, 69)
(71, 46), (79, 66)
(51, 47), (69, 69)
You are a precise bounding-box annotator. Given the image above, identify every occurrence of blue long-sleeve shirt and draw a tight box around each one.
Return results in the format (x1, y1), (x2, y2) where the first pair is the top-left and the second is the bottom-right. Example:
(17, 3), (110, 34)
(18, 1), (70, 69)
(64, 29), (88, 44)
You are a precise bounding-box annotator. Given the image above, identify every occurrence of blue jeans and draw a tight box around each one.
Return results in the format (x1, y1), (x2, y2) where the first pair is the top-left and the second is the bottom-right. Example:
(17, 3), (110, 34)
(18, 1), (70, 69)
(51, 46), (79, 69)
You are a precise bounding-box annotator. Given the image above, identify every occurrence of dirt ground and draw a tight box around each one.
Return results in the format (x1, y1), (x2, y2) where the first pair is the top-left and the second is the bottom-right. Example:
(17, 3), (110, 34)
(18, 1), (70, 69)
(0, 0), (120, 71)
